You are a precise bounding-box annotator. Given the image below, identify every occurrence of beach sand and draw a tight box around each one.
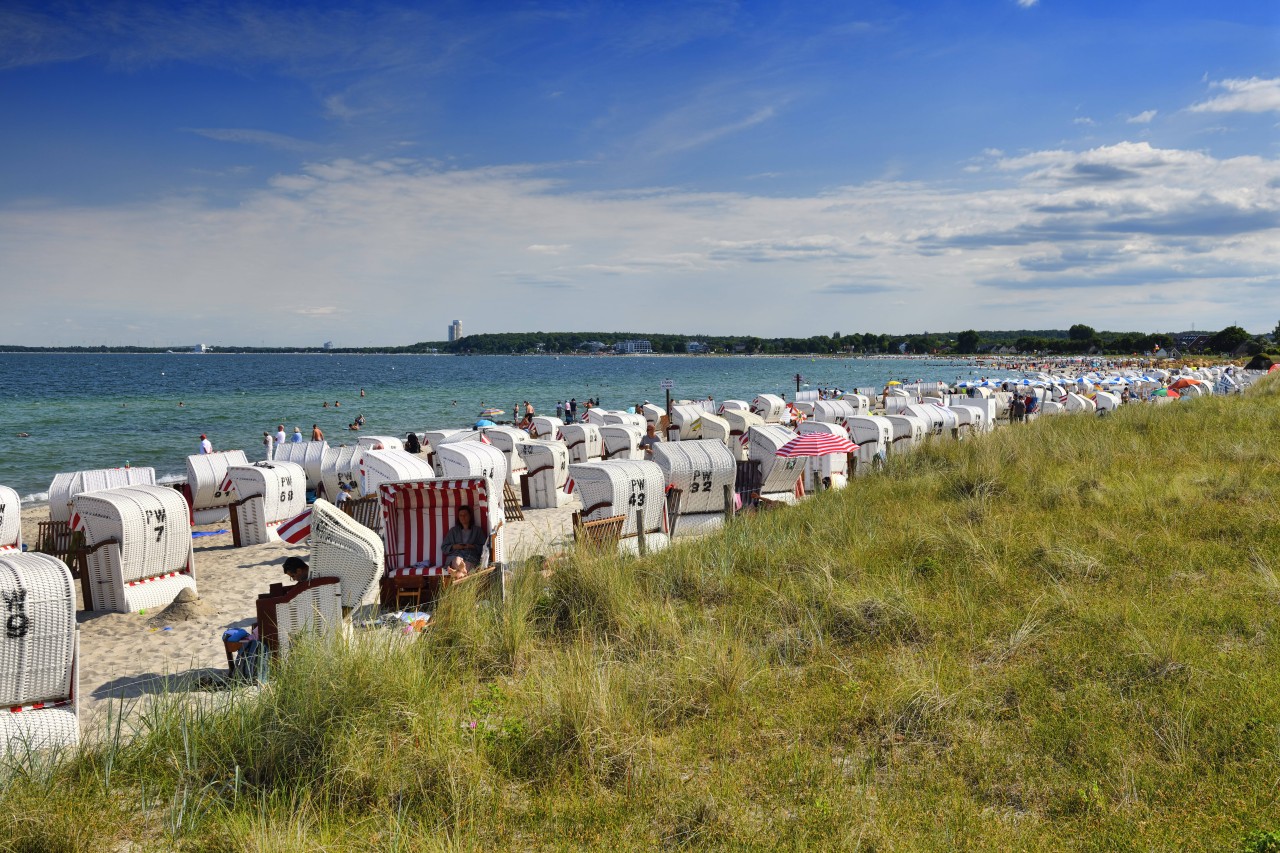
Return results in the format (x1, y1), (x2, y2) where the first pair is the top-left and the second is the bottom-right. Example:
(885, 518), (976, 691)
(16, 498), (579, 735)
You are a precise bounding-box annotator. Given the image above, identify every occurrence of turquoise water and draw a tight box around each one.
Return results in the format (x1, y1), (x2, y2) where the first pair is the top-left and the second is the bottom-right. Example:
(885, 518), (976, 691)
(0, 353), (988, 501)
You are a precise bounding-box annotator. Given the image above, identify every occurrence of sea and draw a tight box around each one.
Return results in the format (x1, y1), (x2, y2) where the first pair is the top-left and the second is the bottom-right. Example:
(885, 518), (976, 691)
(0, 353), (995, 503)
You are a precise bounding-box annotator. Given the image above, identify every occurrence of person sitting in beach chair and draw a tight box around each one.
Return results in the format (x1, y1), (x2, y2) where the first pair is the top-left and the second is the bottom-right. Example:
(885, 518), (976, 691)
(226, 557), (310, 681)
(440, 505), (485, 580)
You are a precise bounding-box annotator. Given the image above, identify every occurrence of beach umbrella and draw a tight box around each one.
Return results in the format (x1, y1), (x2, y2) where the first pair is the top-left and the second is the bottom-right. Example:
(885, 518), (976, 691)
(775, 433), (858, 458)
(1165, 389), (1181, 399)
(886, 380), (902, 386)
(474, 418), (496, 427)
(479, 407), (505, 417)
(1169, 378), (1198, 390)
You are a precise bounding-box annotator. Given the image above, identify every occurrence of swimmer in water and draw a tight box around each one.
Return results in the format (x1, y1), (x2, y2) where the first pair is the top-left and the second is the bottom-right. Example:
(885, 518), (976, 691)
(15, 432), (30, 438)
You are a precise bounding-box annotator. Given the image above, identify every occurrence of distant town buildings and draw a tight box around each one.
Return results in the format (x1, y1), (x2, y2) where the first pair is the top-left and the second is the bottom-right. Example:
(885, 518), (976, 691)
(448, 320), (463, 342)
(685, 340), (710, 353)
(1175, 332), (1211, 351)
(615, 339), (653, 354)
(322, 341), (334, 350)
(191, 344), (208, 353)
(580, 340), (608, 353)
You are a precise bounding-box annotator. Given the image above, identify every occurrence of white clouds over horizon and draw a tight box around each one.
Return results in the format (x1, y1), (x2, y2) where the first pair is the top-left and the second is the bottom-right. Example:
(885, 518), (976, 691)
(1, 140), (1275, 345)
(1189, 77), (1280, 114)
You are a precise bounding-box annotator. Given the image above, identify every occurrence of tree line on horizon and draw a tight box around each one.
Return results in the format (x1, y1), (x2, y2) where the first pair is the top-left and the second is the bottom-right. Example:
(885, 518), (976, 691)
(0, 324), (1270, 356)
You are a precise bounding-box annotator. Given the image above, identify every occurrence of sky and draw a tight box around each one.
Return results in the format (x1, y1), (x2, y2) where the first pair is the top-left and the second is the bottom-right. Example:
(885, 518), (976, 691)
(0, 0), (1277, 346)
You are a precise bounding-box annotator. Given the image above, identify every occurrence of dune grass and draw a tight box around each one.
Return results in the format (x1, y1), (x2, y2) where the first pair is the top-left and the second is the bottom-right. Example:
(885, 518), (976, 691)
(4, 384), (1280, 851)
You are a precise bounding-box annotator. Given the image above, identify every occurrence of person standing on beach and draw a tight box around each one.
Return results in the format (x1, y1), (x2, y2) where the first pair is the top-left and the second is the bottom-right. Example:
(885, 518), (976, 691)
(569, 398), (577, 421)
(556, 400), (565, 421)
(275, 424), (287, 446)
(291, 427), (304, 443)
(311, 424), (324, 441)
(199, 434), (213, 454)
(525, 400), (535, 418)
(263, 431), (274, 460)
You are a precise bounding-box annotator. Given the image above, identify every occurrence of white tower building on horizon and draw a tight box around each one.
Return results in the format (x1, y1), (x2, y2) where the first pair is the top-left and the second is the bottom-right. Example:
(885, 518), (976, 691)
(448, 319), (462, 342)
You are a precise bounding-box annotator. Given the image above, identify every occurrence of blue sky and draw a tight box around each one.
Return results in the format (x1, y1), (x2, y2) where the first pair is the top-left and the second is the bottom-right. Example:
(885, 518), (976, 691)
(1, 1), (1277, 346)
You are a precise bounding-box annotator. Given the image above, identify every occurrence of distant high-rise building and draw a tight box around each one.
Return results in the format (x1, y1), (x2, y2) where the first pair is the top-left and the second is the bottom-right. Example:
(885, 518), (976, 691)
(322, 341), (334, 350)
(448, 320), (462, 342)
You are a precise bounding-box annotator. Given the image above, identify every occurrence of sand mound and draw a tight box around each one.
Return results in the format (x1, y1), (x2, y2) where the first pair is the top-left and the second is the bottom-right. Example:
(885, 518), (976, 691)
(148, 587), (216, 626)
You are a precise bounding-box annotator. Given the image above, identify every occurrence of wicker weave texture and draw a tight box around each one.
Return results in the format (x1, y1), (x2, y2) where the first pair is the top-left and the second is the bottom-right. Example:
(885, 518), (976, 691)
(320, 445), (361, 499)
(309, 500), (383, 609)
(670, 513), (724, 538)
(884, 415), (925, 455)
(812, 400), (857, 424)
(639, 404), (666, 428)
(186, 451), (248, 513)
(0, 706), (78, 752)
(75, 485), (196, 613)
(436, 442), (508, 507)
(602, 412), (646, 427)
(229, 462), (307, 546)
(271, 441), (328, 490)
(359, 449), (435, 495)
(844, 416), (892, 469)
(560, 424), (603, 463)
(0, 486), (20, 551)
(599, 425), (644, 460)
(0, 553), (75, 707)
(569, 460), (666, 536)
(652, 442), (735, 515)
(47, 467), (157, 524)
(750, 394), (785, 423)
(841, 393), (871, 414)
(274, 584), (343, 658)
(516, 440), (571, 508)
(529, 417), (562, 440)
(480, 427), (530, 484)
(747, 425), (804, 496)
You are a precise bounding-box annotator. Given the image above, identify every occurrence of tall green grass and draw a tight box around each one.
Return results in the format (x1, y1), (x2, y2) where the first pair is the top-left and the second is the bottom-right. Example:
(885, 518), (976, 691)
(3, 385), (1279, 851)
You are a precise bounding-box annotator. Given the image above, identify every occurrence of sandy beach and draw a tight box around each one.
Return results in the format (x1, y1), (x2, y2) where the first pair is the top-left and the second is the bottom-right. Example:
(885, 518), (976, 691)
(16, 497), (580, 735)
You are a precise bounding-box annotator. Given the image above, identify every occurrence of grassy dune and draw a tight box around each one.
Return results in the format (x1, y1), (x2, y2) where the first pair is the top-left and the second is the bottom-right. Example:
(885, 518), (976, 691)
(5, 384), (1280, 851)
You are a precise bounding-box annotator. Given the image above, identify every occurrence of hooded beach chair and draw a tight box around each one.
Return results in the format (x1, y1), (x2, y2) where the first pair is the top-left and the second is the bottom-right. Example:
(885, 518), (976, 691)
(377, 478), (505, 608)
(600, 425), (644, 461)
(271, 440), (328, 493)
(478, 426), (530, 486)
(0, 486), (20, 554)
(721, 408), (764, 462)
(568, 460), (669, 555)
(307, 499), (384, 611)
(750, 394), (786, 423)
(434, 442), (508, 514)
(796, 421), (852, 490)
(559, 423), (603, 464)
(529, 416), (563, 440)
(357, 435), (404, 452)
(255, 577), (344, 660)
(650, 442), (736, 537)
(746, 425), (805, 506)
(0, 553), (79, 752)
(844, 416), (892, 474)
(318, 445), (361, 501)
(72, 485), (197, 613)
(185, 450), (248, 525)
(47, 466), (157, 525)
(224, 461), (308, 547)
(358, 448), (435, 496)
(516, 439), (573, 508)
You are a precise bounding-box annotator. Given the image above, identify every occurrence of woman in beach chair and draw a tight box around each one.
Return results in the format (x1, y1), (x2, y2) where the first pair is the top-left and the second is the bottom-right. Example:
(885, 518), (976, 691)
(440, 505), (485, 579)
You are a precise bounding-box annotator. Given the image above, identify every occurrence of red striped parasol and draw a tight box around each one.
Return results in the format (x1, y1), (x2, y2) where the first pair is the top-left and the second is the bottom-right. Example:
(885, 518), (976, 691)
(775, 433), (858, 458)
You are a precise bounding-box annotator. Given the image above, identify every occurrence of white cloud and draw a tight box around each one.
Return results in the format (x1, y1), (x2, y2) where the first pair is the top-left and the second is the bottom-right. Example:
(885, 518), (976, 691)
(0, 143), (1276, 344)
(1015, 0), (1039, 7)
(187, 128), (320, 152)
(1126, 109), (1157, 124)
(1189, 77), (1280, 114)
(1073, 116), (1095, 126)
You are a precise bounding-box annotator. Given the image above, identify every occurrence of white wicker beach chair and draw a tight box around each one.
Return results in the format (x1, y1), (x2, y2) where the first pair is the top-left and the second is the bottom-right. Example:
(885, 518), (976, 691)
(515, 440), (572, 508)
(270, 441), (328, 492)
(47, 467), (157, 525)
(0, 553), (78, 752)
(602, 411), (646, 428)
(256, 577), (344, 660)
(359, 448), (435, 496)
(568, 460), (669, 555)
(600, 425), (644, 461)
(435, 442), (508, 509)
(750, 394), (786, 423)
(185, 451), (248, 525)
(0, 486), (20, 553)
(307, 499), (383, 610)
(840, 393), (871, 415)
(651, 442), (736, 537)
(812, 400), (857, 425)
(844, 416), (892, 474)
(559, 423), (603, 464)
(225, 462), (308, 547)
(639, 404), (666, 429)
(718, 400), (749, 413)
(378, 478), (504, 607)
(883, 414), (926, 456)
(529, 417), (563, 440)
(72, 485), (196, 613)
(319, 445), (361, 500)
(357, 435), (404, 452)
(746, 425), (804, 505)
(479, 427), (530, 485)
(721, 408), (764, 462)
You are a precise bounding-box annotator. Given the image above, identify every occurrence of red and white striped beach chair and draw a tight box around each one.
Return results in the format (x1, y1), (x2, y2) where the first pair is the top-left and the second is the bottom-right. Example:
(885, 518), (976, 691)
(377, 478), (504, 609)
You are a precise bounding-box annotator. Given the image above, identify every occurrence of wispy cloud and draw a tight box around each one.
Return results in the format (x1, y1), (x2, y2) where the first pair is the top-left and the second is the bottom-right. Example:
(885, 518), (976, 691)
(1126, 109), (1157, 124)
(1189, 77), (1280, 114)
(527, 244), (570, 255)
(295, 306), (339, 316)
(1015, 0), (1039, 8)
(187, 128), (320, 152)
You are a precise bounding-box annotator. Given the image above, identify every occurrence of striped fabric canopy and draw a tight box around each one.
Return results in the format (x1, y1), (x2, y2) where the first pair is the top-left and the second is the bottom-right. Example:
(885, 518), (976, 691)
(775, 433), (859, 458)
(378, 478), (491, 573)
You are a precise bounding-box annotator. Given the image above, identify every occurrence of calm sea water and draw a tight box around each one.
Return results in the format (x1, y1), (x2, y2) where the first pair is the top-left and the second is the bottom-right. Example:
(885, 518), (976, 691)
(0, 353), (990, 502)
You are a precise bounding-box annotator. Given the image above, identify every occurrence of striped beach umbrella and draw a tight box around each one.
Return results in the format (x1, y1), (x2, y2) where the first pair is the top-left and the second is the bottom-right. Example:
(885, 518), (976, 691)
(775, 433), (858, 458)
